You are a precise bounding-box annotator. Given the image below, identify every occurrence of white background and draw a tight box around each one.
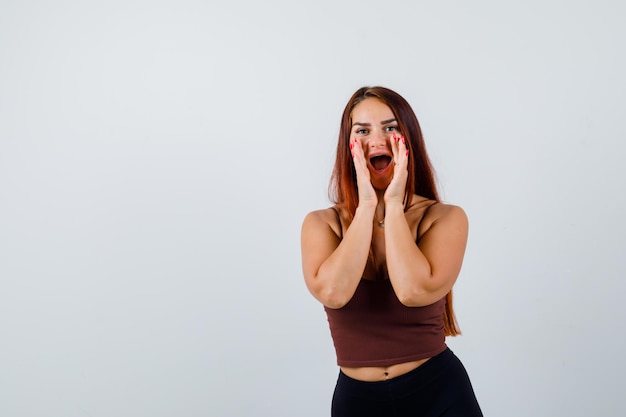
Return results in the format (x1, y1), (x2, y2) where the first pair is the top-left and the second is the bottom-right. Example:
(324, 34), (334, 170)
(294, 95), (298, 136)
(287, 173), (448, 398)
(1, 1), (625, 416)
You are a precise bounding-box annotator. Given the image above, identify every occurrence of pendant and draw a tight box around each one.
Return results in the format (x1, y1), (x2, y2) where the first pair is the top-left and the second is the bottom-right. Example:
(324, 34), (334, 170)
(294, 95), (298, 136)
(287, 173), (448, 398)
(378, 220), (385, 228)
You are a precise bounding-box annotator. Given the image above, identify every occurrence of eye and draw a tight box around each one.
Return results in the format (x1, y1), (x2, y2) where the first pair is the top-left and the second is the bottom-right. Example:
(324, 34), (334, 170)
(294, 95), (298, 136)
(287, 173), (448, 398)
(385, 125), (399, 132)
(355, 128), (368, 135)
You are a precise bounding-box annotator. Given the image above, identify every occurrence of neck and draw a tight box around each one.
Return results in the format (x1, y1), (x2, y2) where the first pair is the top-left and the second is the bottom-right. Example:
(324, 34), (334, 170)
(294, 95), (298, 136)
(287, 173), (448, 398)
(375, 201), (385, 217)
(375, 200), (386, 227)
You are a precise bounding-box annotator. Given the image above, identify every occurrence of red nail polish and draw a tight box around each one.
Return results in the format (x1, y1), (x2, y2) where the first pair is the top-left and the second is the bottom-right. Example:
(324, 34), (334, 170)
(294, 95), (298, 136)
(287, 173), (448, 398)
(405, 150), (409, 156)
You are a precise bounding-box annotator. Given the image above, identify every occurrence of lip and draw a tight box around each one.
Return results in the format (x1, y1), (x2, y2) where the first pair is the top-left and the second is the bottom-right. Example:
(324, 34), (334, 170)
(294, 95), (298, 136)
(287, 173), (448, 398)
(367, 151), (393, 174)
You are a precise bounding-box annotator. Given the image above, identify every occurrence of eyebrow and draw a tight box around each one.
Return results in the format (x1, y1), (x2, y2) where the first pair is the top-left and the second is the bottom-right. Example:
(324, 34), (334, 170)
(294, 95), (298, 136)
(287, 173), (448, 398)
(352, 118), (397, 127)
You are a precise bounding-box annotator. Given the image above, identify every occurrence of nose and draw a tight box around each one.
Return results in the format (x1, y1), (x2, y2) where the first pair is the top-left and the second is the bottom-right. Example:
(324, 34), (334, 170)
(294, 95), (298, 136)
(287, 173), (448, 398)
(369, 130), (389, 148)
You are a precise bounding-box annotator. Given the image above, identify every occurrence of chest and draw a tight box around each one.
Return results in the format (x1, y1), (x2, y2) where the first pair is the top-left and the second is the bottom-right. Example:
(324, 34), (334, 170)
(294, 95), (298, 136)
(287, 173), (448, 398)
(365, 218), (421, 280)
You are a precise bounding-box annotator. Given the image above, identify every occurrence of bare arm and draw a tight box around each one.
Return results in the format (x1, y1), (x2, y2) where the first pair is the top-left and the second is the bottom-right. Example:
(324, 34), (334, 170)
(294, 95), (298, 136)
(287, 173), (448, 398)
(384, 202), (468, 306)
(382, 134), (468, 306)
(301, 136), (377, 309)
(301, 205), (375, 308)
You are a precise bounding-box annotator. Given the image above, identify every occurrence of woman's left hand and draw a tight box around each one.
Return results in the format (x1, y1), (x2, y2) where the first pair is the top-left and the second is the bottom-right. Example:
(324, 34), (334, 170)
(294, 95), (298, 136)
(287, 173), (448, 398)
(384, 134), (409, 204)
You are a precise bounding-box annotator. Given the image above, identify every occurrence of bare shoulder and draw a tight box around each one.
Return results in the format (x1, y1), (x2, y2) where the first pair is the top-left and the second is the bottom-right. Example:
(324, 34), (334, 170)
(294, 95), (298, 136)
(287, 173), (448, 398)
(428, 202), (467, 223)
(415, 199), (468, 237)
(302, 206), (342, 239)
(302, 207), (337, 226)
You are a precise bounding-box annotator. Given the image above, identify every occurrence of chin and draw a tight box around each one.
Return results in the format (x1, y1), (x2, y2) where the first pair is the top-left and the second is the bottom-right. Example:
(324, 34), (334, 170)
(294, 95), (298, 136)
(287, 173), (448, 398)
(371, 178), (391, 191)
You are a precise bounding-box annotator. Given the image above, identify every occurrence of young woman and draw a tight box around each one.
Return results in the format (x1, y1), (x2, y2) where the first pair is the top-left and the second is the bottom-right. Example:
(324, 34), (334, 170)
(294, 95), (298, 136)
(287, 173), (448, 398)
(301, 86), (482, 416)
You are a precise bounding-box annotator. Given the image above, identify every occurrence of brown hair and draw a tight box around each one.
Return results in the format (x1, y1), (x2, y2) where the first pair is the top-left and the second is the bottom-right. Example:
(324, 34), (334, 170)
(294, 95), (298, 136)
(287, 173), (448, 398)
(329, 86), (460, 336)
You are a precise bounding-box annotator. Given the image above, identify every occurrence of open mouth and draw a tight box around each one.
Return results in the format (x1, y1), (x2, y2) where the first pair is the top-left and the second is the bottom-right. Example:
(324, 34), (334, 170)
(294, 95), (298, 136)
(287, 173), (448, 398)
(369, 155), (392, 171)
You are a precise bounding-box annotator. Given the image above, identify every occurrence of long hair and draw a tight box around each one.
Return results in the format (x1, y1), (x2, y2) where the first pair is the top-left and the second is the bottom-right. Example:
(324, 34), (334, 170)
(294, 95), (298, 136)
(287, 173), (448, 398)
(329, 86), (460, 336)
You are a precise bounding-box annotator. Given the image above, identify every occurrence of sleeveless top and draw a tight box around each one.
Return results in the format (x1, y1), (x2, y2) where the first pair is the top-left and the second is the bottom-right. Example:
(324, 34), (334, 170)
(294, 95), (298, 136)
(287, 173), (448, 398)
(324, 205), (447, 367)
(324, 280), (447, 367)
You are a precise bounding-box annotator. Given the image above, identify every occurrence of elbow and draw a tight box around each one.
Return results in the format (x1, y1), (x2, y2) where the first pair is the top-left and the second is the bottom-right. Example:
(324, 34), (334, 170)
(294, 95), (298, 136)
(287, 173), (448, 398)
(320, 288), (351, 309)
(324, 300), (348, 309)
(305, 271), (356, 309)
(311, 281), (353, 309)
(396, 281), (441, 307)
(397, 291), (430, 307)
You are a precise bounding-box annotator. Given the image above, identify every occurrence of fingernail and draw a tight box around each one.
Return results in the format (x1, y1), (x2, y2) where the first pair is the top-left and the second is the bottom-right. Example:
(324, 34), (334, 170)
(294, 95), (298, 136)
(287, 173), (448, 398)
(405, 150), (409, 156)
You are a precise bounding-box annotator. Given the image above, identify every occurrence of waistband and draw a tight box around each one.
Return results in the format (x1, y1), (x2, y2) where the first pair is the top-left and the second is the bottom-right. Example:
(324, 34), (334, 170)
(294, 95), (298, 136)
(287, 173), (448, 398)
(336, 347), (457, 398)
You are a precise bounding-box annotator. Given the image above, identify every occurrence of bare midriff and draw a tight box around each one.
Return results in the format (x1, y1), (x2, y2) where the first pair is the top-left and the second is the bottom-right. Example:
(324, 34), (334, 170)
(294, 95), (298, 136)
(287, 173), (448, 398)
(340, 357), (431, 382)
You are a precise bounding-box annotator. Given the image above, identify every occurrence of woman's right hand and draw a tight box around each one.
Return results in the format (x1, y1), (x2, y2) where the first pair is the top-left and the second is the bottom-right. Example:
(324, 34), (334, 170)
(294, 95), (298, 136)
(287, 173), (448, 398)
(301, 138), (378, 309)
(351, 137), (378, 209)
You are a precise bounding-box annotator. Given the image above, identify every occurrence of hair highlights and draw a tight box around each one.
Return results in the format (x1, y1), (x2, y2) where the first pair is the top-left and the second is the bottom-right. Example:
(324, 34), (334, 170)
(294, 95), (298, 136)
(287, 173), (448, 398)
(329, 86), (460, 336)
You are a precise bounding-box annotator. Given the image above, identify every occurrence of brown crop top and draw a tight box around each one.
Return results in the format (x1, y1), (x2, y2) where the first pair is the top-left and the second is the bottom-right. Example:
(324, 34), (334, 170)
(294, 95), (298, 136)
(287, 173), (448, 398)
(324, 279), (447, 367)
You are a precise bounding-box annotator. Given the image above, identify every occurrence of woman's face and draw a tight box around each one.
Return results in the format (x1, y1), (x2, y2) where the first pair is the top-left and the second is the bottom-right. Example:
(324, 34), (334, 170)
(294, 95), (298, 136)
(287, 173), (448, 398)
(350, 98), (400, 189)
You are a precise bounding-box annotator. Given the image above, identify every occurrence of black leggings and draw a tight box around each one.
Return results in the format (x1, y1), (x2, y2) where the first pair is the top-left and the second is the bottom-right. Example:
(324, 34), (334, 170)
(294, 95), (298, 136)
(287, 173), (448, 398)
(331, 348), (483, 417)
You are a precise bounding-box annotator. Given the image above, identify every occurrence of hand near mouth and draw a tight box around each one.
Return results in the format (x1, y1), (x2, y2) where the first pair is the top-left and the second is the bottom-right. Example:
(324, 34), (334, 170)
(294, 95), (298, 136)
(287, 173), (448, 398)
(384, 134), (409, 205)
(351, 137), (378, 209)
